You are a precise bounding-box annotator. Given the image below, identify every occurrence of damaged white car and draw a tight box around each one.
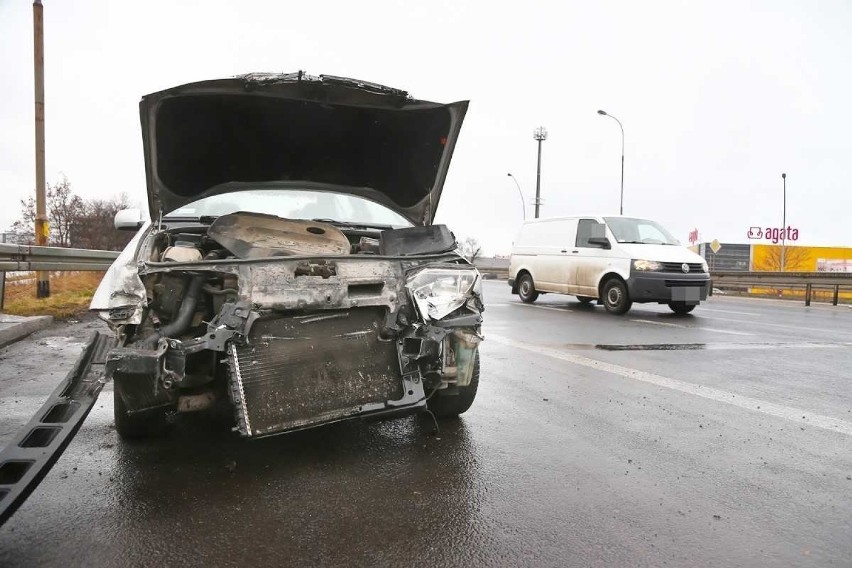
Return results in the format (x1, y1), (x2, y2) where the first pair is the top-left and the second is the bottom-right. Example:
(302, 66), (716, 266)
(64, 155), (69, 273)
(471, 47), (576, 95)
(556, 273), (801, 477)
(90, 72), (483, 439)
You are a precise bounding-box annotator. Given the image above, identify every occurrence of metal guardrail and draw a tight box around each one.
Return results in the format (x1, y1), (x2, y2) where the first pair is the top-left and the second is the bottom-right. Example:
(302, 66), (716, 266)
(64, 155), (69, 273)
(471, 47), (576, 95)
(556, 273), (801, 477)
(0, 244), (119, 310)
(0, 243), (119, 272)
(711, 271), (852, 306)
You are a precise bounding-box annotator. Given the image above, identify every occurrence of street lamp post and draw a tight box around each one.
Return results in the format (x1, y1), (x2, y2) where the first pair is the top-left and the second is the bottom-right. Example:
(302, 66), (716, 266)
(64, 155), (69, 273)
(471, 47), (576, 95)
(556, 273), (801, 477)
(507, 173), (526, 220)
(533, 127), (547, 218)
(781, 173), (787, 271)
(597, 110), (624, 215)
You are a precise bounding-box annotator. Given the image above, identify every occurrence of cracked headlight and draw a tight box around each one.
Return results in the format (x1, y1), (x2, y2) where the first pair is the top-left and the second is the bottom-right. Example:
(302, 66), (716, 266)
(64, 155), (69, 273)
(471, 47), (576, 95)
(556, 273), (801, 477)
(405, 267), (482, 322)
(633, 259), (663, 271)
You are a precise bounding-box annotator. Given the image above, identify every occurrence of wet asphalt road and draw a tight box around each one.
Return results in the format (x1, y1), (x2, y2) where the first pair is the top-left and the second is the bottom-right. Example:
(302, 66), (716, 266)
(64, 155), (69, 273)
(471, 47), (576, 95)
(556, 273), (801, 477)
(1, 282), (851, 567)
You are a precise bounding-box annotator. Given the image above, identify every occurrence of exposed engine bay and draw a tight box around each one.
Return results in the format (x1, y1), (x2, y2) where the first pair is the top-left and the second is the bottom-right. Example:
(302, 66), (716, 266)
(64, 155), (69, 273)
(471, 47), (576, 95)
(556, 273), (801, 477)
(100, 212), (483, 438)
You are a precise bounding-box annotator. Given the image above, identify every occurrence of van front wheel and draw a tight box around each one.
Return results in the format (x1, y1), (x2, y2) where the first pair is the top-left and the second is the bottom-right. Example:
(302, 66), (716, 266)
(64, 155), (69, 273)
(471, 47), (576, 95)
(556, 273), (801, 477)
(668, 302), (696, 315)
(518, 274), (539, 303)
(602, 279), (632, 314)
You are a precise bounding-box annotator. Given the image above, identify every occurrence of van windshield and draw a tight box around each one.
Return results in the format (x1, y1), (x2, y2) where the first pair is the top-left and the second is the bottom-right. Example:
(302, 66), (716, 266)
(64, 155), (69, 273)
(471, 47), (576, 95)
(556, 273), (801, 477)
(603, 217), (680, 245)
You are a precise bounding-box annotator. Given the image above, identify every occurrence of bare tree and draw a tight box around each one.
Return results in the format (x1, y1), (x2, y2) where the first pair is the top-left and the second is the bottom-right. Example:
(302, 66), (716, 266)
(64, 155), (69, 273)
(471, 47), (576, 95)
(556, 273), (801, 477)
(72, 194), (133, 250)
(459, 237), (482, 263)
(7, 177), (134, 250)
(752, 245), (811, 271)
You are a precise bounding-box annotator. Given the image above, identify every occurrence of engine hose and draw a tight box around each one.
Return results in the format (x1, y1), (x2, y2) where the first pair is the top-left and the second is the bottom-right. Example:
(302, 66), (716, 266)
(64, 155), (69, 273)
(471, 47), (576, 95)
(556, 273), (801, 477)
(141, 250), (224, 348)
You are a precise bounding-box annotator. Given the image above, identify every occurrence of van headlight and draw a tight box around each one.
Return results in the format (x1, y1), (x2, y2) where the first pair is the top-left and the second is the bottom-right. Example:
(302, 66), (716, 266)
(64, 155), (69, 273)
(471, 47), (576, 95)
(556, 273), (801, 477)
(701, 260), (709, 273)
(405, 267), (482, 321)
(633, 259), (663, 271)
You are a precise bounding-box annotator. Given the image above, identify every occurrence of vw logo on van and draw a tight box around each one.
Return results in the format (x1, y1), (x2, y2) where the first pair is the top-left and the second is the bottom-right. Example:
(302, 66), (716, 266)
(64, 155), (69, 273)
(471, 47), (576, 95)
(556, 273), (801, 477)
(682, 263), (690, 273)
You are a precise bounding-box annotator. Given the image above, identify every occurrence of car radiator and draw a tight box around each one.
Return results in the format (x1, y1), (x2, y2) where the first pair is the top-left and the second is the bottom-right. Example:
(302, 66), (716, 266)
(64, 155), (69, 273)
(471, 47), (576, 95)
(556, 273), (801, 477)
(228, 308), (404, 437)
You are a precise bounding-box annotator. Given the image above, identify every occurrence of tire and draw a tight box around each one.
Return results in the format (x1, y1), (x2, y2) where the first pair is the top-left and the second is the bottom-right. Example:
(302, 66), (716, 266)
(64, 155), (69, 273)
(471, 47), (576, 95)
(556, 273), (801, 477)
(602, 278), (632, 314)
(114, 390), (172, 439)
(428, 352), (479, 418)
(576, 296), (595, 305)
(517, 273), (539, 303)
(668, 302), (696, 315)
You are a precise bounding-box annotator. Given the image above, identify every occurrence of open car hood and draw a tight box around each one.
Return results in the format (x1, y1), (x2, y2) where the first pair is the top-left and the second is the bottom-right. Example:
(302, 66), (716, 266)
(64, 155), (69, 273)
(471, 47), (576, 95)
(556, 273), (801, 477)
(139, 72), (469, 226)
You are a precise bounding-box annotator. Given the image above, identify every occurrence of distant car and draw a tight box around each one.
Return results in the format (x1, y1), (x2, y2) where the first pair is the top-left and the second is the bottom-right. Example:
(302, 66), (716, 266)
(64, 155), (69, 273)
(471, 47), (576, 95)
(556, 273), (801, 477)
(90, 72), (483, 438)
(508, 215), (710, 314)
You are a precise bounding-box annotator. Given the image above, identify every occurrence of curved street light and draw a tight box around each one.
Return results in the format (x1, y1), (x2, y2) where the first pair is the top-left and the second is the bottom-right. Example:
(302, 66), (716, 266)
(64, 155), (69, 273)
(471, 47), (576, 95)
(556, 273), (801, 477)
(507, 173), (526, 220)
(597, 110), (625, 215)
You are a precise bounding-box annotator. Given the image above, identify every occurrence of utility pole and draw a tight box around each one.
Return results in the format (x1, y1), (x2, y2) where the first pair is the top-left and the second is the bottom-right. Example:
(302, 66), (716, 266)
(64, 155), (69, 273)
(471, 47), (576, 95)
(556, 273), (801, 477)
(533, 127), (547, 218)
(781, 173), (787, 272)
(33, 0), (49, 297)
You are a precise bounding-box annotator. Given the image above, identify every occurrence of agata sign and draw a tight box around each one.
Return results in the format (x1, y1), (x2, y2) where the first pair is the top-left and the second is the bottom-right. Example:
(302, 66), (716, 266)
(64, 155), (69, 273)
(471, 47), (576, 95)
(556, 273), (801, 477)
(747, 226), (799, 244)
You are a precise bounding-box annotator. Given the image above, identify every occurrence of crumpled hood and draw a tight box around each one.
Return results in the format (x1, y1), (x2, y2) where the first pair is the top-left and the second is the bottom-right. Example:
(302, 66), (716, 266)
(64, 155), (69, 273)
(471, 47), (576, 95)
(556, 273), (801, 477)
(139, 72), (469, 225)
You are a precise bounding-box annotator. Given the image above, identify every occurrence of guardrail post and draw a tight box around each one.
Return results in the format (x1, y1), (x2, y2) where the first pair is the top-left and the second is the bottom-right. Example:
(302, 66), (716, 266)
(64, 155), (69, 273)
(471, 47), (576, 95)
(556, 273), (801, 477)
(0, 271), (5, 311)
(805, 283), (812, 306)
(833, 285), (840, 306)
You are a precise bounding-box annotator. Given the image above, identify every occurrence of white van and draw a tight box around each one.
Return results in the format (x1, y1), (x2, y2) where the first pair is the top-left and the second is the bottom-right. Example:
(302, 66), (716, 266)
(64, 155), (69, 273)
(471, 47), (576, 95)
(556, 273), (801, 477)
(508, 216), (710, 314)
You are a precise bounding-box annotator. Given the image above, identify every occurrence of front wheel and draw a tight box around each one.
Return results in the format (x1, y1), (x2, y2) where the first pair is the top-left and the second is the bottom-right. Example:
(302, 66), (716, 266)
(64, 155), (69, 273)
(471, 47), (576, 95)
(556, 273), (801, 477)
(602, 279), (632, 314)
(517, 274), (539, 303)
(668, 302), (696, 315)
(428, 352), (479, 418)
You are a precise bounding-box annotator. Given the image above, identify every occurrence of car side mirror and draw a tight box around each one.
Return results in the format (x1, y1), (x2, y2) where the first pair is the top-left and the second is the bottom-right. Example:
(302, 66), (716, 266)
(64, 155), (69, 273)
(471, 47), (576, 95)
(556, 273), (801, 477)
(114, 208), (145, 231)
(588, 237), (611, 249)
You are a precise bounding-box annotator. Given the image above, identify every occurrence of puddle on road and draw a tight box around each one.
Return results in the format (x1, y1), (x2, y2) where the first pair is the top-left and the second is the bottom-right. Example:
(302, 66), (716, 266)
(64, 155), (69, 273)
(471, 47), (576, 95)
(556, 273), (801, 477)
(560, 342), (847, 351)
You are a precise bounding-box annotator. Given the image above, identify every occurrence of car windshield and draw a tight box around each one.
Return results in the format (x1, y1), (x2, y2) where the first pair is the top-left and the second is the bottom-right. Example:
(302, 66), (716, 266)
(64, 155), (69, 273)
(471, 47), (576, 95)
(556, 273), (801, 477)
(163, 189), (412, 228)
(603, 217), (680, 245)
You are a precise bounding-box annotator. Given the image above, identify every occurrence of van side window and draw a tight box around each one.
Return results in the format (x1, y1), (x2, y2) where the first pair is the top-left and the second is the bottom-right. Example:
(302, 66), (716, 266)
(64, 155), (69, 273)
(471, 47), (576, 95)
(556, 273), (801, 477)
(576, 219), (606, 247)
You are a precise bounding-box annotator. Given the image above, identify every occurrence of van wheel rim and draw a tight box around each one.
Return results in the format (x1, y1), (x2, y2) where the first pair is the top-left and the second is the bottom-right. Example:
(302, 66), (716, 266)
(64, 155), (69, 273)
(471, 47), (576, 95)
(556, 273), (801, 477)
(521, 281), (530, 295)
(607, 287), (622, 305)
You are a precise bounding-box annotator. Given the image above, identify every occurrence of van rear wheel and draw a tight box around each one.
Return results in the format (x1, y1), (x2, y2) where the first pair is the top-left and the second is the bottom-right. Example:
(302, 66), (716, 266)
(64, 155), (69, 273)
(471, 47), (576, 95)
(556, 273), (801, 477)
(518, 274), (539, 303)
(602, 279), (632, 314)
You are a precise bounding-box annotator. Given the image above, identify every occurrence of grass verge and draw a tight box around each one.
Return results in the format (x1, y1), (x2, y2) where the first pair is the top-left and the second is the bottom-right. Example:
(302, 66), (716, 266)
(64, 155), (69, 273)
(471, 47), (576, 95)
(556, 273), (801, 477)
(2, 272), (105, 319)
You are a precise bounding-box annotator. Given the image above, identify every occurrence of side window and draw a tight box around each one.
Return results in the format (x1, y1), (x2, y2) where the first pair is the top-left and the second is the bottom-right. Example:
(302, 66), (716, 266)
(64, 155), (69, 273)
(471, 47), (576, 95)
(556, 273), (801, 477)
(576, 219), (605, 247)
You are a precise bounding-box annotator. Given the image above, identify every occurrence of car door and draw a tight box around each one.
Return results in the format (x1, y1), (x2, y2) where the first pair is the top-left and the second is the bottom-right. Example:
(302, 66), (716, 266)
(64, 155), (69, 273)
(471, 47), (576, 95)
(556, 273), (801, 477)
(571, 218), (613, 296)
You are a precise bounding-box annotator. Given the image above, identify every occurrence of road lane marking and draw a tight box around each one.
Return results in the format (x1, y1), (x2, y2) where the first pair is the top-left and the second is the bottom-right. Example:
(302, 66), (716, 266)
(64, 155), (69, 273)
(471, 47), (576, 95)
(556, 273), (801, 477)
(699, 328), (755, 336)
(512, 303), (573, 313)
(488, 335), (852, 437)
(630, 319), (754, 336)
(630, 319), (685, 328)
(697, 315), (852, 336)
(700, 308), (761, 316)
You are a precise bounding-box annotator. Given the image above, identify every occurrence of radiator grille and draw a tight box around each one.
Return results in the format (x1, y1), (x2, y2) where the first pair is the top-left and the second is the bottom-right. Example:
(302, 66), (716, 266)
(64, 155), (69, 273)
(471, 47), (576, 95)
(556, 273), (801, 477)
(230, 308), (403, 436)
(660, 262), (705, 273)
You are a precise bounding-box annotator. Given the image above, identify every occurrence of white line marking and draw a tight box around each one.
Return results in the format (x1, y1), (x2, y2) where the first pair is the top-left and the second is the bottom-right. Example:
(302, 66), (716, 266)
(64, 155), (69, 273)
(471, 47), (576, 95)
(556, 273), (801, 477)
(630, 319), (685, 328)
(630, 319), (754, 336)
(700, 328), (755, 336)
(512, 303), (573, 313)
(698, 315), (852, 335)
(488, 335), (852, 437)
(701, 308), (761, 316)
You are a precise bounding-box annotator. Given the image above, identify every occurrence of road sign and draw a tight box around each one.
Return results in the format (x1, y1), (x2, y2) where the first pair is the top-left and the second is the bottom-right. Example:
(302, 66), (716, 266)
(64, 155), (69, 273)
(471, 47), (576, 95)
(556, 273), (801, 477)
(710, 239), (722, 254)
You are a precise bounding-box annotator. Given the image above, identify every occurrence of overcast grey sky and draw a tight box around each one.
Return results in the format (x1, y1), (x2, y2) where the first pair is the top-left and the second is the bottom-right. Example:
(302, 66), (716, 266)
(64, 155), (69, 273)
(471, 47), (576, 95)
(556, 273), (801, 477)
(2, 0), (850, 254)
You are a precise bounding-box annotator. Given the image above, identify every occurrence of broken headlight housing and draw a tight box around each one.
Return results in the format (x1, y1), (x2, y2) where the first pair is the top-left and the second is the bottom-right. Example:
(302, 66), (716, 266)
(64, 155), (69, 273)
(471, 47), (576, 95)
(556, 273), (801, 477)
(405, 267), (482, 322)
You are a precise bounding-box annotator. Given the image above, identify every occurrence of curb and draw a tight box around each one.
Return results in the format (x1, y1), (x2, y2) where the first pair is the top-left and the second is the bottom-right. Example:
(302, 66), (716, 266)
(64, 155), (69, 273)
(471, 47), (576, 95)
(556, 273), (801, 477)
(0, 314), (54, 348)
